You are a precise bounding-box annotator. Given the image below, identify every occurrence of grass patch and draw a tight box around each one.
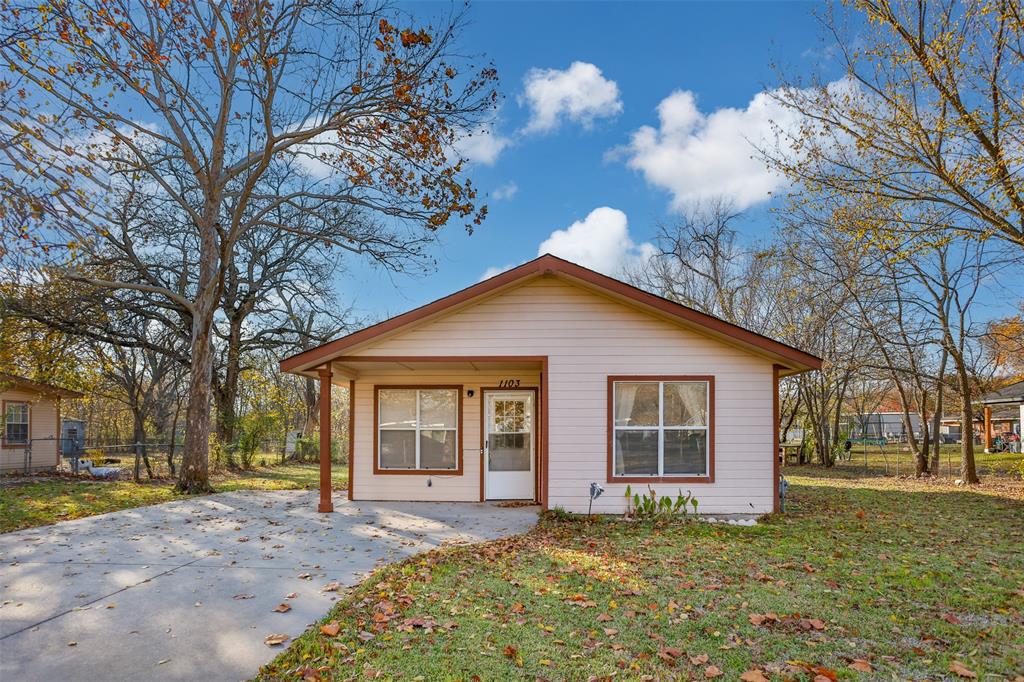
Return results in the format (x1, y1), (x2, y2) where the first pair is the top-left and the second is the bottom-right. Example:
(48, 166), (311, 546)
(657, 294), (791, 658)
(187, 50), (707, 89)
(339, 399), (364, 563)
(256, 474), (1024, 681)
(0, 462), (347, 533)
(803, 443), (1023, 478)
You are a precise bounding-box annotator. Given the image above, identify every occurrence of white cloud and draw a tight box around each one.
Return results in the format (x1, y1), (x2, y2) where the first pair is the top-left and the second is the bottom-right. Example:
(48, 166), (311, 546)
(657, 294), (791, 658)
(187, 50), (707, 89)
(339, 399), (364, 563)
(617, 87), (807, 210)
(491, 181), (518, 201)
(521, 62), (623, 134)
(452, 123), (511, 166)
(479, 207), (654, 281)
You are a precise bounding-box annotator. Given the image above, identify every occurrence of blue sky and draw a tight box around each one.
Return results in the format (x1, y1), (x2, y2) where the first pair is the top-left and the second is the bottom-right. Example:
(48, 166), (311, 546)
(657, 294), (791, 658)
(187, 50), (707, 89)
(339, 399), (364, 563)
(343, 1), (842, 319)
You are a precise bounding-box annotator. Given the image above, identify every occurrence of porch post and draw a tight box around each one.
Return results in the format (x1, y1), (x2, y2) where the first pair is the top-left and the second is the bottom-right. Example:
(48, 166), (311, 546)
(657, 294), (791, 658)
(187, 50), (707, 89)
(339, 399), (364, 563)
(983, 405), (993, 453)
(318, 366), (334, 513)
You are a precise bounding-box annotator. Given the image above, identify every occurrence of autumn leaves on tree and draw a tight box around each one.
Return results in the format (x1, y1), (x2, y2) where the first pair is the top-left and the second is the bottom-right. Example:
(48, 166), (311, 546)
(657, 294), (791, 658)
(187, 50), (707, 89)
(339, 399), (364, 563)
(0, 1), (498, 492)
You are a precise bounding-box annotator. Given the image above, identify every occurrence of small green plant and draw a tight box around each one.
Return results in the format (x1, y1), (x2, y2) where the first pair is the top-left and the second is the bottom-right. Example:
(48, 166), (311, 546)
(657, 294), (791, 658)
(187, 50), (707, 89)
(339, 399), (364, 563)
(546, 505), (575, 522)
(626, 485), (699, 520)
(1015, 457), (1024, 481)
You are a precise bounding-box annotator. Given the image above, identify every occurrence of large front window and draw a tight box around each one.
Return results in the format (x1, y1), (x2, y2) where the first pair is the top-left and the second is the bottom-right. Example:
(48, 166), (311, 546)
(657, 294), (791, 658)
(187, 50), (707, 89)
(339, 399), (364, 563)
(377, 388), (459, 471)
(611, 378), (711, 479)
(4, 402), (29, 445)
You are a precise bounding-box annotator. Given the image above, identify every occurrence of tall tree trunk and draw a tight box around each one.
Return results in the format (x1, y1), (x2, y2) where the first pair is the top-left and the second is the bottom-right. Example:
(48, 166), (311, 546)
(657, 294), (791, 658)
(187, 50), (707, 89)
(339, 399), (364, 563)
(916, 403), (930, 477)
(930, 350), (947, 474)
(954, 362), (980, 484)
(177, 217), (221, 494)
(217, 318), (243, 445)
(132, 412), (153, 481)
(168, 404), (179, 477)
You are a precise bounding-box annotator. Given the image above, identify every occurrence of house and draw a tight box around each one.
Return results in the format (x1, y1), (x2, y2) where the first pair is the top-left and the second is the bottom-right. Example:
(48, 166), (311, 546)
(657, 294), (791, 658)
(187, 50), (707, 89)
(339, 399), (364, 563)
(1, 374), (83, 473)
(977, 380), (1024, 451)
(279, 255), (821, 515)
(844, 412), (923, 442)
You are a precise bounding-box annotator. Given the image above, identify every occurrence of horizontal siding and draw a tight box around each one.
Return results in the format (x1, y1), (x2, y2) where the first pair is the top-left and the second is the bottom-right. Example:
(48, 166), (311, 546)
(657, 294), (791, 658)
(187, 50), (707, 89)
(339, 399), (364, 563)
(1, 390), (60, 471)
(345, 277), (776, 514)
(353, 369), (541, 502)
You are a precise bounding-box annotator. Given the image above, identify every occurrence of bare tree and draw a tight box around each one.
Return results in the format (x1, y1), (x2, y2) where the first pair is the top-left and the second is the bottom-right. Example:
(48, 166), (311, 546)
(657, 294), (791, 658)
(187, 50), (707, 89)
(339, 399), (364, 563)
(1, 1), (498, 492)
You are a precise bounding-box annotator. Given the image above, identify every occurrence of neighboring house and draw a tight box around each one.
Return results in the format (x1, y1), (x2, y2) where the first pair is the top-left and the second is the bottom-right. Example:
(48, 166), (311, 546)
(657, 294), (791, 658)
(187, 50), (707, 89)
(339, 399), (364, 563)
(1, 374), (83, 473)
(279, 255), (821, 515)
(976, 380), (1024, 451)
(844, 412), (923, 441)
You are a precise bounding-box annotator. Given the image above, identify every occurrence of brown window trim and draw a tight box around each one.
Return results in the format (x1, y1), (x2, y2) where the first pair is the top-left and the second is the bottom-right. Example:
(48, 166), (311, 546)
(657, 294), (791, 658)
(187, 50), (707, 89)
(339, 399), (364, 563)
(2, 399), (31, 449)
(606, 375), (715, 484)
(373, 384), (464, 476)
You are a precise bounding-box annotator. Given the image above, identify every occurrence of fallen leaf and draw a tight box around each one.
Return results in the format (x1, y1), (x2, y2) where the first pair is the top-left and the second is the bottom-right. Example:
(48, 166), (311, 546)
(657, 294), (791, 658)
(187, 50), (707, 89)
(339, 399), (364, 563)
(322, 582), (341, 592)
(273, 603), (292, 613)
(320, 622), (340, 637)
(849, 659), (873, 673)
(705, 665), (723, 678)
(949, 662), (977, 679)
(264, 633), (289, 646)
(357, 630), (374, 642)
(939, 613), (961, 625)
(689, 653), (710, 665)
(285, 592), (297, 599)
(603, 628), (618, 636)
(596, 613), (613, 622)
(233, 594), (255, 600)
(502, 644), (518, 659)
(68, 641), (77, 647)
(739, 671), (770, 682)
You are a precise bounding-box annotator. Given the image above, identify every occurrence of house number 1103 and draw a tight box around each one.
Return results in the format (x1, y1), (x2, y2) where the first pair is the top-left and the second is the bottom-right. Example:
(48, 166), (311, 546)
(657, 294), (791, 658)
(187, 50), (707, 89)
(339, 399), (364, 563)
(498, 379), (521, 388)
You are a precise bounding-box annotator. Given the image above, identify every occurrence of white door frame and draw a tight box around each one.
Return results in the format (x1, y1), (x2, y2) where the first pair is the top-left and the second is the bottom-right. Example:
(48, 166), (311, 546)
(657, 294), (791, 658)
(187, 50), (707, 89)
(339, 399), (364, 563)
(482, 388), (537, 501)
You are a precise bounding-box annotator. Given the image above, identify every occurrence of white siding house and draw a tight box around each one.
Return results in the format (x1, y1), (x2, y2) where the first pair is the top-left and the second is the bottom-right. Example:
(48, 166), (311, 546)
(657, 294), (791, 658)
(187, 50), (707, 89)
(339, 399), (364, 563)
(280, 255), (820, 515)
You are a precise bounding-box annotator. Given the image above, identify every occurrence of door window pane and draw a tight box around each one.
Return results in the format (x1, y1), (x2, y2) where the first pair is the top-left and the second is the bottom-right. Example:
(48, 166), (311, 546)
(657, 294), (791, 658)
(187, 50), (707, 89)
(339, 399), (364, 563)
(379, 390), (416, 429)
(489, 433), (531, 471)
(379, 430), (416, 468)
(664, 429), (707, 475)
(420, 430), (456, 469)
(664, 382), (707, 427)
(614, 429), (659, 475)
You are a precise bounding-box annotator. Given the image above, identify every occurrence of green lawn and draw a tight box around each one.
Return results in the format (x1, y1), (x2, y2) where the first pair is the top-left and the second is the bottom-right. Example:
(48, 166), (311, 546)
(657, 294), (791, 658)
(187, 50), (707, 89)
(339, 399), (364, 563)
(0, 462), (348, 533)
(256, 473), (1024, 681)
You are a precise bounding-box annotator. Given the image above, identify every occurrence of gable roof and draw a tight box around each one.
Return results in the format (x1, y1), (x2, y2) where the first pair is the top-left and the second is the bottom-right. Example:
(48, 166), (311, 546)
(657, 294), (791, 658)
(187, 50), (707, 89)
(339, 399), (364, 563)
(280, 254), (822, 374)
(0, 374), (83, 399)
(977, 380), (1024, 405)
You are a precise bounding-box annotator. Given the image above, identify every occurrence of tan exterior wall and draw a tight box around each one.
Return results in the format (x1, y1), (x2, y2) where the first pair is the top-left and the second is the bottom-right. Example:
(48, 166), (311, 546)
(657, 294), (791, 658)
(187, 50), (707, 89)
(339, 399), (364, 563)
(352, 368), (541, 502)
(347, 276), (775, 514)
(1, 389), (61, 472)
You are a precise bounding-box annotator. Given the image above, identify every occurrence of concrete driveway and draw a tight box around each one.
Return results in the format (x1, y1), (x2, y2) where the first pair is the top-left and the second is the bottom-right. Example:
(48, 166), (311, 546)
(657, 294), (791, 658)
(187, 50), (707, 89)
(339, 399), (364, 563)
(0, 491), (537, 681)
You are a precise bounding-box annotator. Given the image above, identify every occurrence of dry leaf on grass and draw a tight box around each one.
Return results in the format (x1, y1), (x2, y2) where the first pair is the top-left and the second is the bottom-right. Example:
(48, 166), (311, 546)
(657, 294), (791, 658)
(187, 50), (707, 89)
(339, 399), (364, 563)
(320, 622), (340, 637)
(848, 659), (873, 673)
(689, 653), (710, 665)
(949, 662), (977, 679)
(739, 670), (770, 682)
(705, 665), (723, 678)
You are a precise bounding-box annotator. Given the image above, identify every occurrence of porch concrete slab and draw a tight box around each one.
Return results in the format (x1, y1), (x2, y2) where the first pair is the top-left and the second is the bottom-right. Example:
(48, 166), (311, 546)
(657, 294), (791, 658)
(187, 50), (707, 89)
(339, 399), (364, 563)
(0, 491), (537, 681)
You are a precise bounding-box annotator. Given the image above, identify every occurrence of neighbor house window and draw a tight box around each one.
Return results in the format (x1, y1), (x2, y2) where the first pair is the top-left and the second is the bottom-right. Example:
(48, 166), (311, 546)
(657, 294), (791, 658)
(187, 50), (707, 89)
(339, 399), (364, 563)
(376, 387), (460, 472)
(4, 402), (29, 445)
(609, 377), (713, 480)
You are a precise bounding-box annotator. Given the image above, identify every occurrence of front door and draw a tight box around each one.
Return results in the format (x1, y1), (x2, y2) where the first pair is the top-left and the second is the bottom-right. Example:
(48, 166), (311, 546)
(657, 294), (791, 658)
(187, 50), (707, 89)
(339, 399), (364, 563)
(484, 390), (536, 500)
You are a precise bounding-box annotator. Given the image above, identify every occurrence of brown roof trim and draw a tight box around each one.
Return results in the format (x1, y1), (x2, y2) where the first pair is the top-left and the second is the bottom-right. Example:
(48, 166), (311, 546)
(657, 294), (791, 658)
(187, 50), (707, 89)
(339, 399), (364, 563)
(0, 374), (83, 399)
(280, 254), (823, 373)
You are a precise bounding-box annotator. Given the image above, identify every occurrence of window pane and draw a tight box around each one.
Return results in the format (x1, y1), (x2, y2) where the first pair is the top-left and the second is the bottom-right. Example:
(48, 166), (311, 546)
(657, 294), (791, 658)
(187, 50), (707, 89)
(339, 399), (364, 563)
(420, 389), (457, 429)
(664, 382), (707, 427)
(379, 390), (417, 429)
(614, 429), (659, 475)
(379, 430), (416, 468)
(664, 429), (707, 475)
(614, 383), (660, 427)
(488, 433), (531, 471)
(420, 430), (456, 469)
(493, 399), (527, 433)
(6, 423), (28, 443)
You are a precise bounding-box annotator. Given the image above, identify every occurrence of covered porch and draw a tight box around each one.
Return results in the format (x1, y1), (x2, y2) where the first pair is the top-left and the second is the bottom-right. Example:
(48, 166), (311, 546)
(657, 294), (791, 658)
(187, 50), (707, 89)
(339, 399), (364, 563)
(299, 356), (549, 512)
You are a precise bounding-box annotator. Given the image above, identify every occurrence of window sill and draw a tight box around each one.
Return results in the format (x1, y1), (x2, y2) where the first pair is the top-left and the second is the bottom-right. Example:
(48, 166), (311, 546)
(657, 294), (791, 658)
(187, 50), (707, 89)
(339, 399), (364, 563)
(374, 467), (463, 476)
(609, 475), (714, 484)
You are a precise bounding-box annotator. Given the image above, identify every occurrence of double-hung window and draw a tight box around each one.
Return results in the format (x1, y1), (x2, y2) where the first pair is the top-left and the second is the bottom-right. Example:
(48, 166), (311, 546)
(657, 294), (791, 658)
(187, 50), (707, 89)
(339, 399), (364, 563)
(4, 402), (29, 445)
(610, 377), (712, 480)
(377, 387), (460, 472)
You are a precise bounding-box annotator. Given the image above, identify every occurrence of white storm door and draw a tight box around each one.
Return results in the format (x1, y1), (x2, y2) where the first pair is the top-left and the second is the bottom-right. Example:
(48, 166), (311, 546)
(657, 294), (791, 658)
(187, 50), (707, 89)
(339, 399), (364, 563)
(484, 391), (535, 500)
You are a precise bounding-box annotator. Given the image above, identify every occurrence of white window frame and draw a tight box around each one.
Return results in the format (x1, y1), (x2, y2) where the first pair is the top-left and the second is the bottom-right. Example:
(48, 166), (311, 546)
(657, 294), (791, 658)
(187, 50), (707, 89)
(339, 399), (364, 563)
(612, 380), (710, 478)
(377, 388), (459, 471)
(4, 402), (29, 445)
